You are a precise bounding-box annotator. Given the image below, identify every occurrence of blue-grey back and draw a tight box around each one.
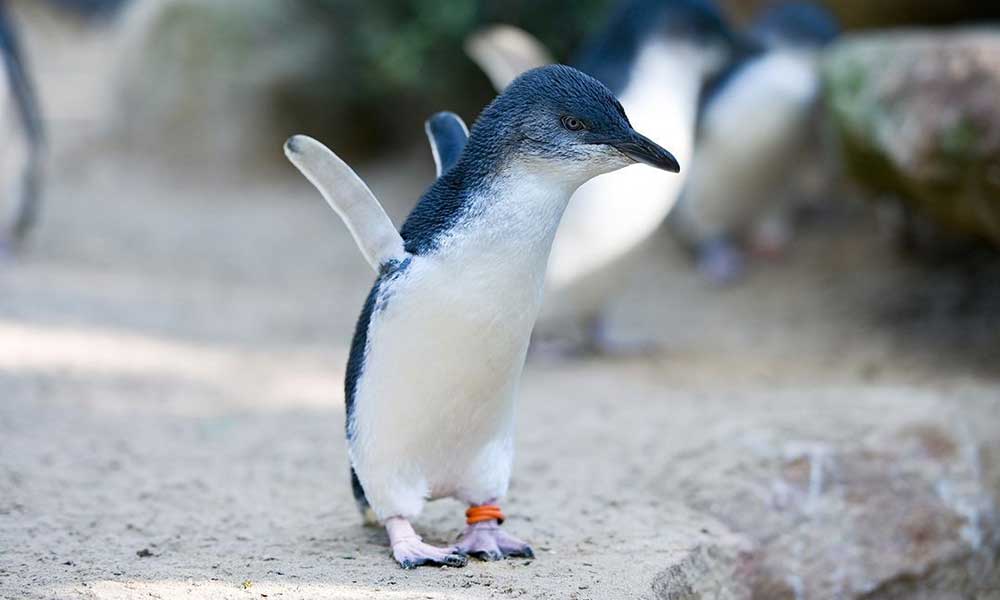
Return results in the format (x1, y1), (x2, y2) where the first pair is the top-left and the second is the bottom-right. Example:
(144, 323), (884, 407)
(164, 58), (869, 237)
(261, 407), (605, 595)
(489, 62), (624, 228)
(574, 0), (736, 94)
(696, 2), (838, 129)
(753, 2), (840, 47)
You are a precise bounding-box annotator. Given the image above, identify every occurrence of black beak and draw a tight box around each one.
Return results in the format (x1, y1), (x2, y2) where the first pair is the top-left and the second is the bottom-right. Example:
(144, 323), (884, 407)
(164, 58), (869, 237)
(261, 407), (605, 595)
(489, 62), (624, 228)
(613, 131), (681, 173)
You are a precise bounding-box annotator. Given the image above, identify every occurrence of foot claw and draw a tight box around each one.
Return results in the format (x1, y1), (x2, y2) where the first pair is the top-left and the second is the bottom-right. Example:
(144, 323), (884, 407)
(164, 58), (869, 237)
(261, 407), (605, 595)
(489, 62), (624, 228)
(443, 553), (468, 567)
(392, 537), (467, 569)
(454, 521), (532, 562)
(503, 545), (534, 559)
(470, 549), (503, 562)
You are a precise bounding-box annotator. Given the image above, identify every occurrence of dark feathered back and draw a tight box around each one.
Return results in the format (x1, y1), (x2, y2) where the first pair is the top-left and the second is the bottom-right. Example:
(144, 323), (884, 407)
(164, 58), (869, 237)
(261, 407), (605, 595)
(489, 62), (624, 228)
(574, 0), (738, 93)
(753, 2), (840, 46)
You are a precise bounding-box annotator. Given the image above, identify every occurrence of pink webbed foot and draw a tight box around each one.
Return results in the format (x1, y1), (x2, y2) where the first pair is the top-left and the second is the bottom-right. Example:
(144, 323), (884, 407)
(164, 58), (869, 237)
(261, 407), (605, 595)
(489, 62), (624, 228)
(453, 520), (534, 562)
(385, 516), (467, 569)
(393, 536), (468, 569)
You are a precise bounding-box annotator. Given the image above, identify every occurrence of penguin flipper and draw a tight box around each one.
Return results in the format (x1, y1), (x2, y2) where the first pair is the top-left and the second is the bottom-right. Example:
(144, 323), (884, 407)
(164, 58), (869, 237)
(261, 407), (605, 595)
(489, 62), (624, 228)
(424, 111), (469, 178)
(284, 135), (407, 271)
(464, 25), (553, 92)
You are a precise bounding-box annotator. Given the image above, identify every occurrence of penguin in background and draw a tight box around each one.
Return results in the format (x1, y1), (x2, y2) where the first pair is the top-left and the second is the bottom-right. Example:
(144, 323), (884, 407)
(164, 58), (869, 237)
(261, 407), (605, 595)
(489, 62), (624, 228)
(45, 0), (130, 21)
(463, 0), (747, 355)
(0, 0), (131, 250)
(671, 2), (840, 284)
(0, 0), (43, 248)
(285, 66), (680, 568)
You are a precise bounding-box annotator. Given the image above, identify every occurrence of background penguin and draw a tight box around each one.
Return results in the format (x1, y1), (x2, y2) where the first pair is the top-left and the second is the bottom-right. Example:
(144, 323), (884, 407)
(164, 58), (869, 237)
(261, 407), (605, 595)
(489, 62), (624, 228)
(0, 0), (43, 249)
(0, 0), (130, 250)
(466, 0), (746, 354)
(671, 2), (840, 284)
(285, 65), (680, 569)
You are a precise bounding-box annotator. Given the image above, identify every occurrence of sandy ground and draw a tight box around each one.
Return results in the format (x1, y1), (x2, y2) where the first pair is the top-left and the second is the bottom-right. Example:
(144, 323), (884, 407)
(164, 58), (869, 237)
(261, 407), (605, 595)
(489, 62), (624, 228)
(0, 146), (998, 600)
(2, 6), (1000, 599)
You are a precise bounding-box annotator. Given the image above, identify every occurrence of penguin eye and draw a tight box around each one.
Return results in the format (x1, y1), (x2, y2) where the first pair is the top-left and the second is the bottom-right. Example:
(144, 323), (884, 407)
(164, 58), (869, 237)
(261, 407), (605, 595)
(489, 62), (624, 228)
(561, 116), (586, 132)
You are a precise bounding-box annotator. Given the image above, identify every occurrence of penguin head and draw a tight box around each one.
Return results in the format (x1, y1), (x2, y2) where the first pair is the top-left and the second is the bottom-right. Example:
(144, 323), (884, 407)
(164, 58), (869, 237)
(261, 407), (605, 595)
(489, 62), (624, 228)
(577, 0), (753, 91)
(468, 65), (680, 184)
(752, 2), (840, 48)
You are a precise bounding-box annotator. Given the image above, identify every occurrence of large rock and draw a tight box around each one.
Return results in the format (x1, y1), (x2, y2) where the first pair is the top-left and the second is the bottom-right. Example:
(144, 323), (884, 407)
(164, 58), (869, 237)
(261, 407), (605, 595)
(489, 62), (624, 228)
(657, 399), (1000, 598)
(823, 30), (1000, 245)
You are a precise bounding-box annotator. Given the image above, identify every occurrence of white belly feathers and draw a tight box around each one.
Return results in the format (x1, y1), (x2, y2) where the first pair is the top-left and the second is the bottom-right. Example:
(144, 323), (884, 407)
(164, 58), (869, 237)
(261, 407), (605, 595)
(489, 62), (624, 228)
(349, 167), (571, 519)
(546, 41), (701, 292)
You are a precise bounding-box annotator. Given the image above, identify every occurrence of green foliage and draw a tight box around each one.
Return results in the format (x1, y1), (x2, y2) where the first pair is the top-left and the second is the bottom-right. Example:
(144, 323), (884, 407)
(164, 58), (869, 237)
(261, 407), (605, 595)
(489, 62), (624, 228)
(279, 0), (611, 156)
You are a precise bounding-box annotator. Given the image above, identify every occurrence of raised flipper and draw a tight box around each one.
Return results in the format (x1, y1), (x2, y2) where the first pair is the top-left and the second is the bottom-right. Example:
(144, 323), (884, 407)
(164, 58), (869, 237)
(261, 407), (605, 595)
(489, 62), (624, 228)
(284, 135), (408, 272)
(464, 25), (553, 92)
(424, 111), (468, 178)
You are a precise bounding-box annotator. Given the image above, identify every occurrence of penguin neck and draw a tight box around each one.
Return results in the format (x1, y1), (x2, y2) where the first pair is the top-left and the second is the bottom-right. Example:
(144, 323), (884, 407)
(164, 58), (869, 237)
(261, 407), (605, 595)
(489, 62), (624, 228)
(401, 144), (583, 258)
(435, 157), (579, 270)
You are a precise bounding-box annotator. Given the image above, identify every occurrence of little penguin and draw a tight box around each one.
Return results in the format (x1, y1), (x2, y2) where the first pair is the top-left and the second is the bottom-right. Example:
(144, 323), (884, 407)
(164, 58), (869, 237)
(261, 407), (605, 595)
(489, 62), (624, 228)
(284, 65), (680, 569)
(671, 2), (839, 284)
(465, 0), (746, 354)
(0, 0), (44, 248)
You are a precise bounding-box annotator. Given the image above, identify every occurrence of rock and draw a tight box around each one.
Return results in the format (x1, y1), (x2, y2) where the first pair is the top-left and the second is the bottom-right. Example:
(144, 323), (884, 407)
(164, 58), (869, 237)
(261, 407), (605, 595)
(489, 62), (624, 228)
(651, 537), (758, 600)
(656, 402), (1000, 598)
(823, 30), (1000, 245)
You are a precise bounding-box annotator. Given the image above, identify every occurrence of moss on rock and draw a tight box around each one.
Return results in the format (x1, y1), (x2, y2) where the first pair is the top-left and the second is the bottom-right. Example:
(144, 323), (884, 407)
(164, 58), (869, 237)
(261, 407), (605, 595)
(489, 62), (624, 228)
(823, 30), (1000, 244)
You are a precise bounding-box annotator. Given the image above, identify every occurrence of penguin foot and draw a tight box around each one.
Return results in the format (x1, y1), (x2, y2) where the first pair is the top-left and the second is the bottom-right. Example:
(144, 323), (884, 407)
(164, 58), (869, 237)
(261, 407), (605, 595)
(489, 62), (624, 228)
(585, 334), (660, 358)
(385, 516), (467, 569)
(392, 537), (468, 569)
(529, 334), (658, 360)
(748, 216), (791, 259)
(695, 237), (746, 286)
(453, 521), (534, 561)
(584, 315), (659, 358)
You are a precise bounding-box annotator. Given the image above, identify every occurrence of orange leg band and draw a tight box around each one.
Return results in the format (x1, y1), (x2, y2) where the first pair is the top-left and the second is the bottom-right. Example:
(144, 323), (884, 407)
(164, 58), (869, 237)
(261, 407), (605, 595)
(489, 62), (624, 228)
(466, 504), (505, 525)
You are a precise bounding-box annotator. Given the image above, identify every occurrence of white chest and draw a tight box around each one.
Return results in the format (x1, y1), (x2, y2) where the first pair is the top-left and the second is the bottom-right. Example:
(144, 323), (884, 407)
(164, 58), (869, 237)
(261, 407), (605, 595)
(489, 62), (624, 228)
(349, 169), (571, 482)
(547, 41), (702, 288)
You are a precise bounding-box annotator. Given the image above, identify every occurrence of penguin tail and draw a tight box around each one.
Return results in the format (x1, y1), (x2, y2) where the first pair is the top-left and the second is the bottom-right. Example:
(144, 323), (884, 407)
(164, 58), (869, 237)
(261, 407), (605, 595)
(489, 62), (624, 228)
(350, 467), (379, 527)
(284, 135), (408, 272)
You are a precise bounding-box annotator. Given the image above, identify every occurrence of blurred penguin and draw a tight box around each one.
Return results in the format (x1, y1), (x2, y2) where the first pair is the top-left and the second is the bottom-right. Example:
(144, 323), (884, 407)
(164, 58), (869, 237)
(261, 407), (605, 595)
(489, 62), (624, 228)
(47, 0), (130, 21)
(0, 0), (43, 249)
(0, 0), (129, 250)
(672, 2), (839, 284)
(465, 0), (746, 355)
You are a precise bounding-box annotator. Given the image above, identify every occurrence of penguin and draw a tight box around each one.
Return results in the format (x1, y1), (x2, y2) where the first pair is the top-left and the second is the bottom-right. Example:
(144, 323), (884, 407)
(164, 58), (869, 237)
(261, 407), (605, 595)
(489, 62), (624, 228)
(0, 0), (43, 248)
(44, 0), (131, 21)
(671, 2), (840, 283)
(464, 0), (746, 354)
(0, 0), (130, 249)
(285, 65), (680, 569)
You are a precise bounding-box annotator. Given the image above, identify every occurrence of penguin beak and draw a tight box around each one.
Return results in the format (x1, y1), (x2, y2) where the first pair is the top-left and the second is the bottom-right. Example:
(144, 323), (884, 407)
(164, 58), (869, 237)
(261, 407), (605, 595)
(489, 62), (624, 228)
(612, 131), (681, 173)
